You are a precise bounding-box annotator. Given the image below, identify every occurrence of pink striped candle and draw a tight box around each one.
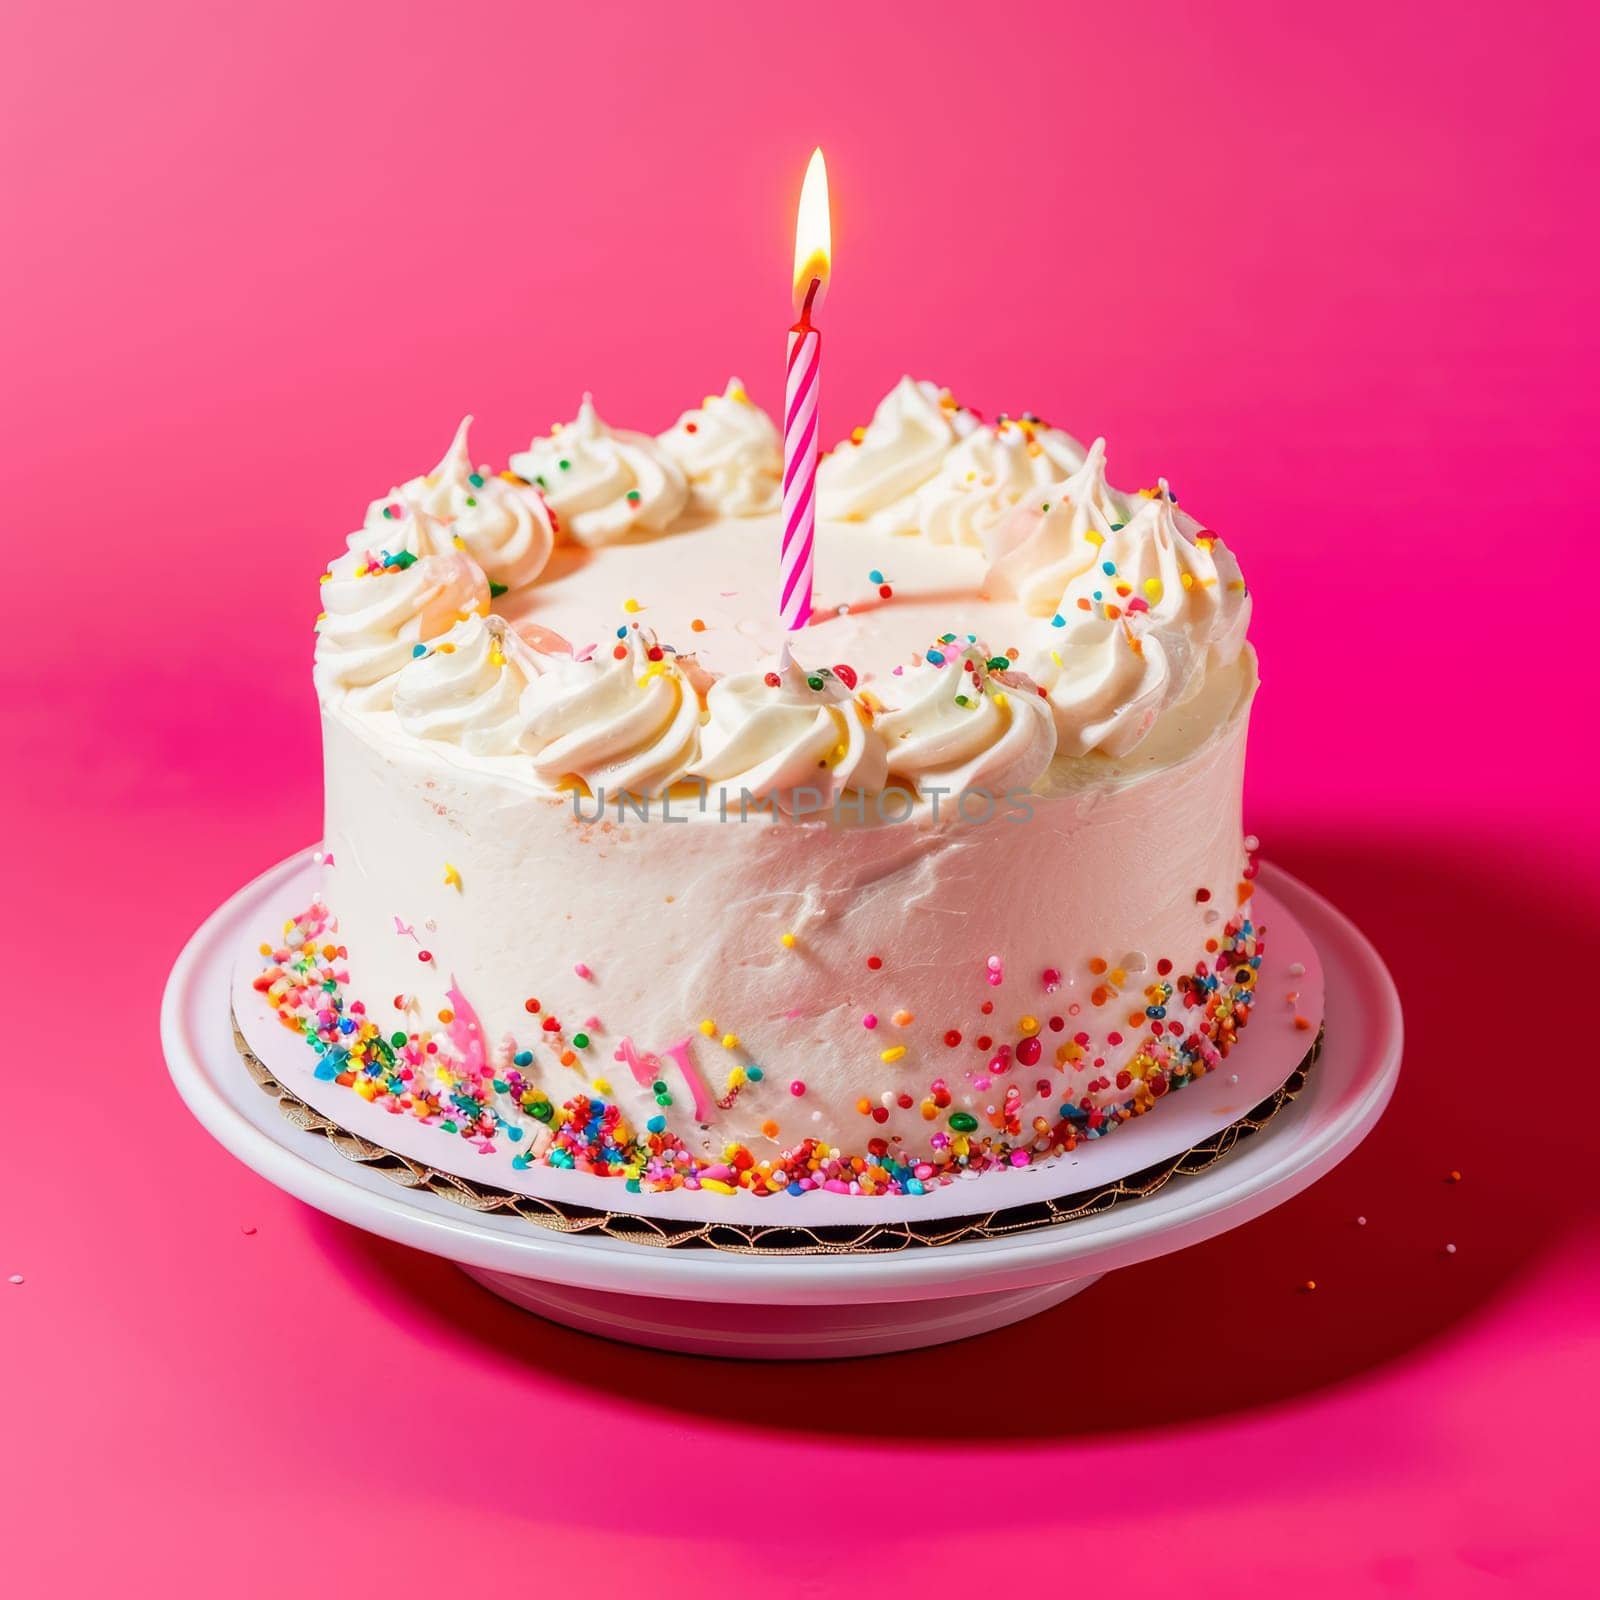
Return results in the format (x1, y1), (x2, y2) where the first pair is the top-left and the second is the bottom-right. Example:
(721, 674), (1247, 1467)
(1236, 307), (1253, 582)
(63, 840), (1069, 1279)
(781, 291), (820, 631)
(781, 148), (830, 635)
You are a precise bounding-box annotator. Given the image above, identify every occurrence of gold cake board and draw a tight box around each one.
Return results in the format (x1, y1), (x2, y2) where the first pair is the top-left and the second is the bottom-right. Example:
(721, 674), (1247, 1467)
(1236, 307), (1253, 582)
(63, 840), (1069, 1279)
(233, 1011), (1322, 1256)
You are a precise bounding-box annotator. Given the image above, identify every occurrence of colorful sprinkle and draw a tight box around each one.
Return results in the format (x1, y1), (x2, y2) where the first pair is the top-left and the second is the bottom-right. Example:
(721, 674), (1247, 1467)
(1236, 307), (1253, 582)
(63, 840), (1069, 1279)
(254, 894), (1269, 1200)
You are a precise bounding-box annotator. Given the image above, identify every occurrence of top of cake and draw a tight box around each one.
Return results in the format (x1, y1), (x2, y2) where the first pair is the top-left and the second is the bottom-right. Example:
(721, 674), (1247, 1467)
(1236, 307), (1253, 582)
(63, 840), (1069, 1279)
(313, 377), (1253, 804)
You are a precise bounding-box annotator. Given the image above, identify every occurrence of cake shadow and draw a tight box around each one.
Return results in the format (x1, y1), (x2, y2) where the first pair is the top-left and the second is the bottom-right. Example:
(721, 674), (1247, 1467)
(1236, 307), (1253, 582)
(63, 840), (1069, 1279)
(303, 825), (1596, 1438)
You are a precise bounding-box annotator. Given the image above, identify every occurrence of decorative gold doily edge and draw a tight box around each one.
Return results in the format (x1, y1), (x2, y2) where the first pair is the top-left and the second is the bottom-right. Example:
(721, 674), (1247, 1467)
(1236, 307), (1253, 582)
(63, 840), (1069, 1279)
(230, 1007), (1323, 1255)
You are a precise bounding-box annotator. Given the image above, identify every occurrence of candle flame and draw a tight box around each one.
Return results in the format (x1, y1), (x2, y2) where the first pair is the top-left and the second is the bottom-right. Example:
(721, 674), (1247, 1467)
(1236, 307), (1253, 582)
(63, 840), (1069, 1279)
(792, 147), (831, 316)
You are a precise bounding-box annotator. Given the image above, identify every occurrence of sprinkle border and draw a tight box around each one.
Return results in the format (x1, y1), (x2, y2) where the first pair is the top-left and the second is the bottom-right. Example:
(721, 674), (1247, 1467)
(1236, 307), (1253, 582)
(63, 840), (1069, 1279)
(231, 1010), (1321, 1254)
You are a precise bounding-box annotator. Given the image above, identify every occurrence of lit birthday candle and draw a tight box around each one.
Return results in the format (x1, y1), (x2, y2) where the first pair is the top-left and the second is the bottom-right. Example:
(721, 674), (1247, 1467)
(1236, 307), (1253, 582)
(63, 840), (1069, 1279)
(780, 147), (831, 636)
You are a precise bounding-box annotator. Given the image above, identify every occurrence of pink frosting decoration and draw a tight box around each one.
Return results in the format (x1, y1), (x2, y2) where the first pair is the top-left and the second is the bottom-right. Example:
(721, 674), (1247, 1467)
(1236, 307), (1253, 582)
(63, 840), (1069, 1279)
(613, 1035), (714, 1122)
(514, 620), (575, 655)
(445, 977), (488, 1077)
(660, 1039), (714, 1123)
(613, 1037), (660, 1089)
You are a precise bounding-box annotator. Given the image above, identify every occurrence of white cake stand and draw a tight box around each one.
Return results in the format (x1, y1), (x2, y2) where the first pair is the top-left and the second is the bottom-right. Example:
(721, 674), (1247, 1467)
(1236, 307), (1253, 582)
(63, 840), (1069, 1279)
(163, 858), (1400, 1359)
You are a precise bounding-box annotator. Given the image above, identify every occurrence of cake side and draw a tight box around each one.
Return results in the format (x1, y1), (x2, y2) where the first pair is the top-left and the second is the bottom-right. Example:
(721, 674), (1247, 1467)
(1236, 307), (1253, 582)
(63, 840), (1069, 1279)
(311, 646), (1256, 1176)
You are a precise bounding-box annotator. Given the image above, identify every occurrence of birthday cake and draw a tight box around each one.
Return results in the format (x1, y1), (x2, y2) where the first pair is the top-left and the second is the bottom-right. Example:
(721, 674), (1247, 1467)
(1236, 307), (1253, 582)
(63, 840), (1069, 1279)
(257, 377), (1262, 1200)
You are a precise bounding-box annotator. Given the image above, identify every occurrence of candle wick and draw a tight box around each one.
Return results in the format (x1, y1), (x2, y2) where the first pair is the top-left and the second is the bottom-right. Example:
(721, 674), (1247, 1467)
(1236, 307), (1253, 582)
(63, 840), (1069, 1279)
(796, 275), (821, 330)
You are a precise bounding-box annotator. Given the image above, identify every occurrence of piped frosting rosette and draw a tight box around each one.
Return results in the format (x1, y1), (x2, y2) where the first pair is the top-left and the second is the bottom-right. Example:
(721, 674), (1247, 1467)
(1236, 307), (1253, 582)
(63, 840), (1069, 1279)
(982, 438), (1132, 615)
(819, 376), (1087, 544)
(355, 417), (556, 593)
(517, 627), (701, 797)
(907, 418), (1087, 546)
(392, 613), (541, 755)
(1017, 484), (1252, 757)
(510, 395), (688, 546)
(691, 658), (887, 810)
(818, 376), (965, 525)
(657, 378), (783, 515)
(315, 512), (490, 710)
(875, 642), (1057, 797)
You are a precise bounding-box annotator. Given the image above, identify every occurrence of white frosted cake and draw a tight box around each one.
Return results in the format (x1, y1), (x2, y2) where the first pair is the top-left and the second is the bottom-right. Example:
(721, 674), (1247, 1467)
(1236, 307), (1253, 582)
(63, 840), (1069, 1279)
(257, 377), (1263, 1199)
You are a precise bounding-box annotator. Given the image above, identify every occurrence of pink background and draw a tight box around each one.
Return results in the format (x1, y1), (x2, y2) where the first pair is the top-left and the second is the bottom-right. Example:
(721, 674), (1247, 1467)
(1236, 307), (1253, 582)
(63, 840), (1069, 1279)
(4, 0), (1597, 1592)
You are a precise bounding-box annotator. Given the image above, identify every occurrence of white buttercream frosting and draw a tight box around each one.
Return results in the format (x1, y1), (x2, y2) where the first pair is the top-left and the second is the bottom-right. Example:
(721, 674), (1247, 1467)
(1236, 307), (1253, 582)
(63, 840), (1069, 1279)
(517, 628), (701, 796)
(354, 417), (556, 593)
(692, 658), (887, 806)
(393, 613), (541, 756)
(510, 395), (688, 546)
(875, 644), (1057, 796)
(817, 377), (964, 522)
(1020, 483), (1251, 756)
(657, 378), (782, 516)
(316, 514), (490, 709)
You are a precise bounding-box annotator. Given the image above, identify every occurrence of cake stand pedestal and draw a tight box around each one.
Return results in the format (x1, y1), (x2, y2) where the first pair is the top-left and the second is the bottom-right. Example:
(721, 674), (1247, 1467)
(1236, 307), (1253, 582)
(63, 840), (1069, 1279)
(457, 1266), (1103, 1358)
(164, 860), (1399, 1360)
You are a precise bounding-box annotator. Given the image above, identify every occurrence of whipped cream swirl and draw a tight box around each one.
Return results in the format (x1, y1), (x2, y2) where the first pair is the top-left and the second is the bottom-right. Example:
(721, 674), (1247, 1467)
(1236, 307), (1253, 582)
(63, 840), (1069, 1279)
(899, 417), (1087, 545)
(982, 438), (1133, 615)
(1081, 485), (1250, 654)
(1023, 615), (1187, 759)
(355, 417), (556, 593)
(393, 614), (541, 755)
(518, 628), (701, 796)
(1020, 484), (1251, 757)
(817, 377), (964, 523)
(509, 395), (688, 546)
(316, 514), (490, 709)
(692, 659), (887, 806)
(820, 378), (1087, 545)
(657, 378), (782, 516)
(876, 645), (1057, 796)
